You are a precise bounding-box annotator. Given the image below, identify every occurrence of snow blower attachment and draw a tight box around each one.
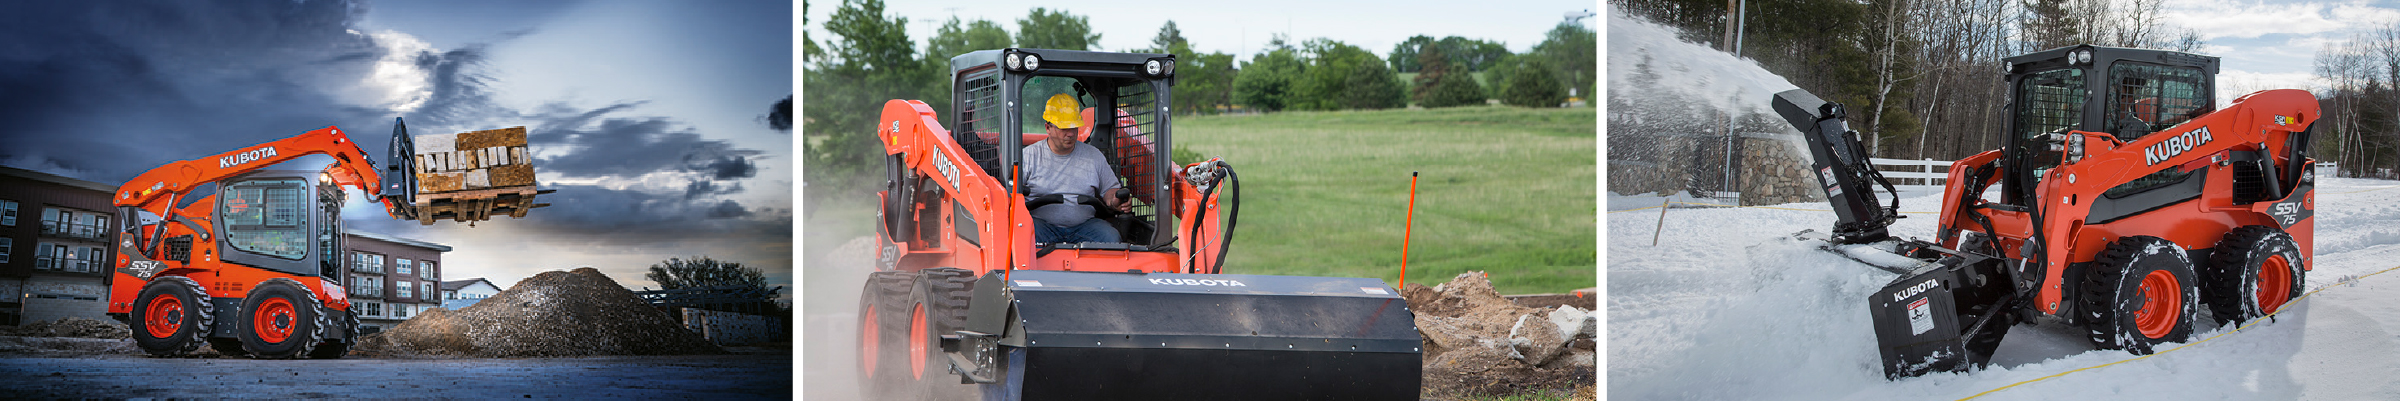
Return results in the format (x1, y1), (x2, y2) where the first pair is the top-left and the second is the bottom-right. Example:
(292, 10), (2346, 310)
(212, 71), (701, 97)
(1772, 45), (2321, 380)
(1774, 89), (2017, 379)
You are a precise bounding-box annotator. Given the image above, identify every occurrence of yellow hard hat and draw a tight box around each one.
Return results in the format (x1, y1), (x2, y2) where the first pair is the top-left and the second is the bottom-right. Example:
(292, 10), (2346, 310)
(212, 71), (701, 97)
(1042, 94), (1084, 129)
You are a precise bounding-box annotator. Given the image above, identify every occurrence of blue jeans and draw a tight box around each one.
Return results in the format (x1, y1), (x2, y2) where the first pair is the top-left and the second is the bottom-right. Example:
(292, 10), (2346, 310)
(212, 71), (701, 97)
(1035, 218), (1119, 243)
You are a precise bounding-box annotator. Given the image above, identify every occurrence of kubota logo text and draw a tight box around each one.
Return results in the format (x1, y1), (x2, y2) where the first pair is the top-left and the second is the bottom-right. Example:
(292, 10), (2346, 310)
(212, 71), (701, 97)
(1149, 278), (1247, 287)
(2144, 127), (2213, 166)
(220, 146), (278, 169)
(1893, 279), (1938, 302)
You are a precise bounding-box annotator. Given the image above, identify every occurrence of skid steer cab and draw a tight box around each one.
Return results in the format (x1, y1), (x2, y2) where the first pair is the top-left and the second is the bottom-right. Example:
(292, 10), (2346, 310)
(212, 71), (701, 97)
(856, 48), (1422, 400)
(1774, 45), (2319, 379)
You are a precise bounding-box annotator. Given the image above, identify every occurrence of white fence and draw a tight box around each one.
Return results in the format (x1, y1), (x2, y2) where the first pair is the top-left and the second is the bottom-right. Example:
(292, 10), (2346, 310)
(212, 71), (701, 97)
(1870, 158), (1951, 190)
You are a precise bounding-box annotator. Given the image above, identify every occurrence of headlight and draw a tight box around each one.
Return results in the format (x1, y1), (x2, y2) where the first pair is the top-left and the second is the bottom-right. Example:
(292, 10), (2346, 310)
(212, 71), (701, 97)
(2073, 49), (2092, 65)
(1023, 54), (1041, 71)
(1006, 53), (1022, 71)
(1144, 59), (1163, 76)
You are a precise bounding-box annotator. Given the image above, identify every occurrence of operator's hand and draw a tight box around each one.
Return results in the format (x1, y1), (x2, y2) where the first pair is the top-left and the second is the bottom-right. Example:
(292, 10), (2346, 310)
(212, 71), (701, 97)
(1104, 188), (1132, 212)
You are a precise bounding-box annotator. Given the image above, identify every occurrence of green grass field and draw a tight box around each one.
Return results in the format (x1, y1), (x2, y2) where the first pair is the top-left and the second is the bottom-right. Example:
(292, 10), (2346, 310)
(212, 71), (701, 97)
(1178, 105), (1594, 294)
(802, 105), (1595, 295)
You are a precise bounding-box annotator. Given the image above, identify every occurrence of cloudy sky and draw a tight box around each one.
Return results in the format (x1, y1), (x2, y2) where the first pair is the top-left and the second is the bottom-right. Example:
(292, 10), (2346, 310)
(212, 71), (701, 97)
(0, 1), (793, 295)
(2168, 0), (2400, 101)
(806, 0), (1595, 63)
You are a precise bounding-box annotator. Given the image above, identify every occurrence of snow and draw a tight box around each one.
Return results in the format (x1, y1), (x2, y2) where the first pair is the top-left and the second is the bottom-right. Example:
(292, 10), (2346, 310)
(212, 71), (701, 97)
(1606, 4), (2400, 399)
(1608, 177), (2400, 399)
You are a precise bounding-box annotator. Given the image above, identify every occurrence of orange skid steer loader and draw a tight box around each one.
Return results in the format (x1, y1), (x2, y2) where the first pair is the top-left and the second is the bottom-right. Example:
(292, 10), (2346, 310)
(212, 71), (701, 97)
(108, 119), (539, 358)
(857, 48), (1423, 400)
(1773, 45), (2318, 378)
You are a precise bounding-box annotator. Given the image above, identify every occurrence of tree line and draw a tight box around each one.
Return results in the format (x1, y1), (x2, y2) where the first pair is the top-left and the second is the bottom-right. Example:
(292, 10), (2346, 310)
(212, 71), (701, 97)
(804, 0), (1596, 192)
(1616, 0), (2237, 165)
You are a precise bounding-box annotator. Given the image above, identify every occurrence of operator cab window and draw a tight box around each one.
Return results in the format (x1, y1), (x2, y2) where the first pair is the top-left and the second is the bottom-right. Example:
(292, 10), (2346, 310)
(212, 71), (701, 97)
(221, 179), (309, 259)
(2014, 67), (2084, 183)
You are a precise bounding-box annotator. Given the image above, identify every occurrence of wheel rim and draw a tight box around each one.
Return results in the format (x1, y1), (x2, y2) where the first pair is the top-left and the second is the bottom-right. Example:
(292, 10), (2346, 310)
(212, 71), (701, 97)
(144, 294), (183, 338)
(2133, 269), (2181, 339)
(2257, 255), (2294, 314)
(908, 302), (928, 380)
(860, 306), (879, 376)
(255, 297), (296, 343)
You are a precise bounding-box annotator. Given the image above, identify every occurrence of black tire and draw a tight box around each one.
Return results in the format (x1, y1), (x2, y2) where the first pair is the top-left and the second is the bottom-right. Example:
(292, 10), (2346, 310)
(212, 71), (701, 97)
(2080, 236), (2201, 354)
(131, 276), (212, 357)
(858, 270), (918, 399)
(309, 308), (360, 359)
(238, 278), (326, 359)
(2205, 226), (2308, 324)
(907, 268), (979, 400)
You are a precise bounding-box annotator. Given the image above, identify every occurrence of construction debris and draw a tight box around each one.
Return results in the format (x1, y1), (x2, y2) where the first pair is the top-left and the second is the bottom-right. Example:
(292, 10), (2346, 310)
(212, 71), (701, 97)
(1406, 271), (1597, 398)
(0, 317), (132, 339)
(353, 267), (722, 358)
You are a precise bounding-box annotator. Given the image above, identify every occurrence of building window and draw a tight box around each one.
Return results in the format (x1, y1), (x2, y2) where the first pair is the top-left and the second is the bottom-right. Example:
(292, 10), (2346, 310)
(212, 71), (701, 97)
(421, 261), (434, 279)
(396, 258), (412, 275)
(396, 281), (412, 298)
(352, 252), (384, 274)
(1, 199), (17, 226)
(39, 207), (108, 241)
(361, 301), (382, 318)
(392, 304), (410, 319)
(421, 283), (433, 300)
(0, 238), (10, 263)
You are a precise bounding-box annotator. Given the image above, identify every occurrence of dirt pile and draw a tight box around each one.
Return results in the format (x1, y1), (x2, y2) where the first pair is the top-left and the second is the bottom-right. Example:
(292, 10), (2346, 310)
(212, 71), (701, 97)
(0, 317), (132, 339)
(354, 267), (722, 357)
(1406, 271), (1597, 398)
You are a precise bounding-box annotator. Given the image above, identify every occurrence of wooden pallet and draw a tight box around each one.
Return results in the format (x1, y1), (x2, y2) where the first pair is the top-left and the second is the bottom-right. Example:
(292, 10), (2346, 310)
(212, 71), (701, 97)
(411, 186), (553, 225)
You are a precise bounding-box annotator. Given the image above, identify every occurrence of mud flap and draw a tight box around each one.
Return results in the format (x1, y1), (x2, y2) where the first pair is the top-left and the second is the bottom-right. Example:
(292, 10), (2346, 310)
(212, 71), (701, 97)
(951, 270), (1422, 400)
(1868, 246), (2016, 379)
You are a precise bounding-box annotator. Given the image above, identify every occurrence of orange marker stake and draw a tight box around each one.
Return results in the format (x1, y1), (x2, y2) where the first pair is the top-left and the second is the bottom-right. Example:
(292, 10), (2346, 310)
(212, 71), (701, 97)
(1400, 172), (1419, 290)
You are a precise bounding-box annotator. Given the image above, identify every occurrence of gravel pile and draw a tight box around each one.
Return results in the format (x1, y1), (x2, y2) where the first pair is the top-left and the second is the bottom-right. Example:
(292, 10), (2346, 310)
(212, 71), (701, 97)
(1405, 271), (1596, 398)
(0, 317), (132, 339)
(354, 267), (721, 357)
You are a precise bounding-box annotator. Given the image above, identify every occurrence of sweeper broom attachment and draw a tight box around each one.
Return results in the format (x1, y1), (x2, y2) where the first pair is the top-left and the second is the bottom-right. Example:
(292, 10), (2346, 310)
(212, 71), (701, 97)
(941, 270), (1423, 400)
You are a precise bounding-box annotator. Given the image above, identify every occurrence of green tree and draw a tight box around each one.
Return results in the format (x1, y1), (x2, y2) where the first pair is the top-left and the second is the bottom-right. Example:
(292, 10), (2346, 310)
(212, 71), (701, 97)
(1534, 22), (1596, 105)
(1499, 56), (1565, 107)
(1015, 8), (1100, 50)
(921, 17), (1012, 114)
(1341, 54), (1406, 110)
(1177, 48), (1239, 115)
(1152, 20), (1187, 51)
(803, 0), (931, 190)
(1388, 35), (1436, 72)
(1293, 38), (1378, 110)
(1413, 43), (1485, 108)
(1234, 46), (1304, 112)
(646, 256), (781, 314)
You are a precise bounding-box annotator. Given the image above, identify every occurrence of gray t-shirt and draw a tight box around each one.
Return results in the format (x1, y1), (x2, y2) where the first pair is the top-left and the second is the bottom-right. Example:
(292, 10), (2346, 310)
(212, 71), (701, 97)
(1021, 142), (1121, 226)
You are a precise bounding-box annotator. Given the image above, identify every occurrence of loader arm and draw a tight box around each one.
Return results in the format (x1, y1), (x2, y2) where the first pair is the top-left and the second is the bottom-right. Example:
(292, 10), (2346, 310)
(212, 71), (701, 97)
(114, 126), (398, 219)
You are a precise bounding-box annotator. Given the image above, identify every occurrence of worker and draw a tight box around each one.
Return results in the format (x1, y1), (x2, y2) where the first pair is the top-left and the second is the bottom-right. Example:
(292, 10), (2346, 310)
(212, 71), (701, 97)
(1023, 93), (1130, 243)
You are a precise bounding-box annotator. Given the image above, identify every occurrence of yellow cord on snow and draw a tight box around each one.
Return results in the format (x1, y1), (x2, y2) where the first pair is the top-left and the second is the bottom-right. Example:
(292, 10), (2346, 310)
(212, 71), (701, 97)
(1958, 263), (2400, 400)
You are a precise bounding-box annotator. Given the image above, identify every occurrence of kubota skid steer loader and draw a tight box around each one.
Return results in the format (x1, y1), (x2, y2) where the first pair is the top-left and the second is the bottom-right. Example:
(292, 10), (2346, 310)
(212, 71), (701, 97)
(1772, 45), (2318, 379)
(855, 49), (1423, 400)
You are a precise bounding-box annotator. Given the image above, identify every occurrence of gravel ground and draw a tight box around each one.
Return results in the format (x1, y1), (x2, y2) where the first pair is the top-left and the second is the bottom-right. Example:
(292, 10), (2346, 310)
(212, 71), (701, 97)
(0, 352), (789, 399)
